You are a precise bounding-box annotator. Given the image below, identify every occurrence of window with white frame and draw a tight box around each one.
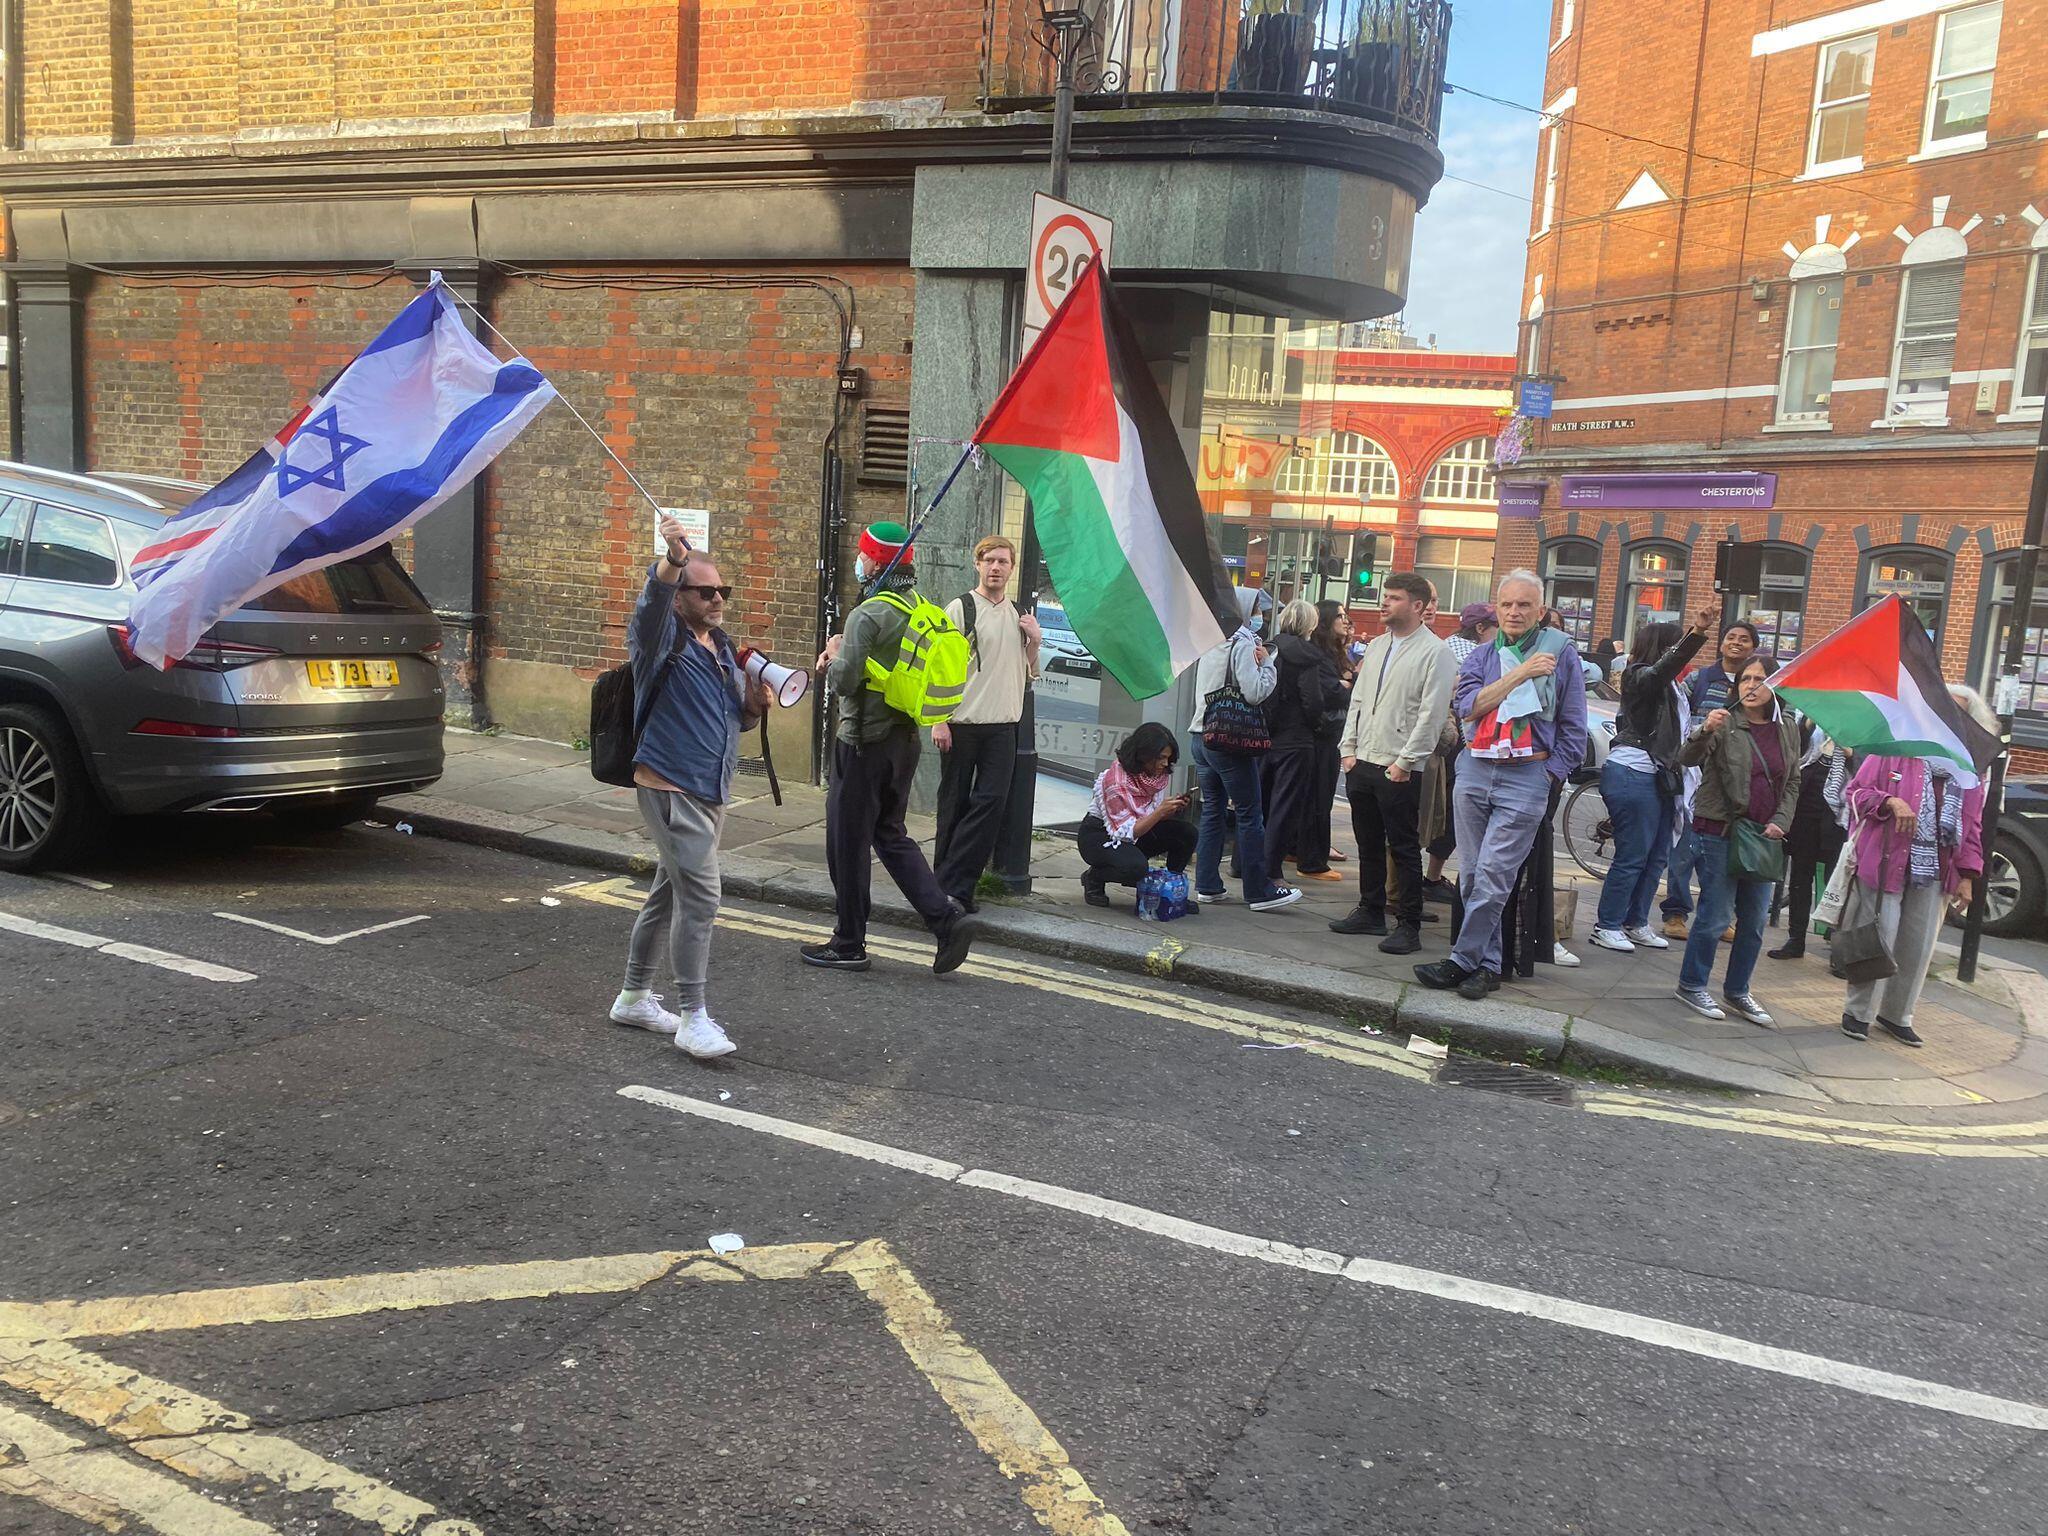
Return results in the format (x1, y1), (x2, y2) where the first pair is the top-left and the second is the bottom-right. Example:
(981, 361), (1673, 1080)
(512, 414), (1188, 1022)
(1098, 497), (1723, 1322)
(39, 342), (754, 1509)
(1421, 438), (1497, 504)
(1778, 274), (1843, 423)
(1807, 32), (1874, 172)
(1888, 261), (1963, 422)
(1523, 298), (1545, 375)
(1414, 536), (1497, 612)
(1326, 433), (1399, 500)
(2017, 251), (2048, 412)
(1540, 124), (1561, 234)
(1923, 1), (2000, 152)
(1554, 0), (1574, 47)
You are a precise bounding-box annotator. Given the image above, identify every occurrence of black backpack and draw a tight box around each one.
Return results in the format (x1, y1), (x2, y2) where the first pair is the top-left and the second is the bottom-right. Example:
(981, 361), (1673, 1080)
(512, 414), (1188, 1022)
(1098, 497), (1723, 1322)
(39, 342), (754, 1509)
(589, 660), (641, 787)
(956, 590), (981, 669)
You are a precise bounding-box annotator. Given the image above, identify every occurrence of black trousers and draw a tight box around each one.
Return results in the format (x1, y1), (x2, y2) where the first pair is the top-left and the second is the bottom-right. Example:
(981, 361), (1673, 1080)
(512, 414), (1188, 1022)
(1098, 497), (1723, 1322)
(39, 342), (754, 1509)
(1346, 760), (1423, 926)
(826, 727), (955, 950)
(1426, 747), (1459, 861)
(1261, 743), (1319, 881)
(1078, 814), (1196, 886)
(934, 720), (1019, 902)
(1296, 734), (1342, 872)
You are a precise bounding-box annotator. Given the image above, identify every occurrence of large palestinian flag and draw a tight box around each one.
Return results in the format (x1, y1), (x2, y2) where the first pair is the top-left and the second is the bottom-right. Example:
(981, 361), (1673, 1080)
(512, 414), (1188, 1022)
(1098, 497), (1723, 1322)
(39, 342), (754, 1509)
(974, 261), (1238, 699)
(1773, 596), (2001, 784)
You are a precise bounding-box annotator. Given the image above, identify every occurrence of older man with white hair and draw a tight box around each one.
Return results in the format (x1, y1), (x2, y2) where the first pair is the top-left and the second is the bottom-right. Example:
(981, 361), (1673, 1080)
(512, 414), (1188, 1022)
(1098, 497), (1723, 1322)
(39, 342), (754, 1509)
(1414, 569), (1588, 1001)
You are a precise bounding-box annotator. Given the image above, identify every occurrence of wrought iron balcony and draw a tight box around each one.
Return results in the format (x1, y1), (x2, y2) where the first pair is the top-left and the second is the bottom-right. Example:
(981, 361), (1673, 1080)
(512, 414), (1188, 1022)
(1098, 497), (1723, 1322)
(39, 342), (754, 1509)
(981, 0), (1450, 139)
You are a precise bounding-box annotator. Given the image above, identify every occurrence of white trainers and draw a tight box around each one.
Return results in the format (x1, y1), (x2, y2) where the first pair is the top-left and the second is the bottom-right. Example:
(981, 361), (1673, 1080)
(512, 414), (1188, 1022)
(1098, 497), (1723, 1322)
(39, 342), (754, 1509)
(1622, 924), (1670, 950)
(677, 1008), (737, 1059)
(1723, 993), (1774, 1027)
(611, 993), (681, 1033)
(1589, 927), (1635, 953)
(1195, 889), (1233, 904)
(1248, 886), (1303, 912)
(1552, 942), (1582, 968)
(1674, 987), (1727, 1020)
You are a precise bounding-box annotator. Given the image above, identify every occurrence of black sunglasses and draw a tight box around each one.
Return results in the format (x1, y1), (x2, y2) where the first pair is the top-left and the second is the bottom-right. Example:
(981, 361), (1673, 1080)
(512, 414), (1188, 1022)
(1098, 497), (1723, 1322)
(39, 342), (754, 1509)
(683, 584), (733, 602)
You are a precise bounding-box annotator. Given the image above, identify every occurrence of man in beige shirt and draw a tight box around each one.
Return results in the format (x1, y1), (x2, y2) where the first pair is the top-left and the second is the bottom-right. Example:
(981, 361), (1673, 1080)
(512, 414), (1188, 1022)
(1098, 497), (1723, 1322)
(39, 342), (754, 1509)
(933, 535), (1041, 911)
(1331, 571), (1456, 953)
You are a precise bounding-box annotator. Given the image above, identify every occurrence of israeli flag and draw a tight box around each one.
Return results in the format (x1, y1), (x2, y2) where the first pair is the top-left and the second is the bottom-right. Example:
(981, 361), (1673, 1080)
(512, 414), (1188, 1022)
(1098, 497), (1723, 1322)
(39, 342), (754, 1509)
(127, 277), (556, 668)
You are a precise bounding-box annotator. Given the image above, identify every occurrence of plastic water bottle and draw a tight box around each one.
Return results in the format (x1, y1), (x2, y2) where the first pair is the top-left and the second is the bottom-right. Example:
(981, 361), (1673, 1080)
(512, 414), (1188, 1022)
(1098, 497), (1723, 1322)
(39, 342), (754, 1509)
(1136, 878), (1160, 921)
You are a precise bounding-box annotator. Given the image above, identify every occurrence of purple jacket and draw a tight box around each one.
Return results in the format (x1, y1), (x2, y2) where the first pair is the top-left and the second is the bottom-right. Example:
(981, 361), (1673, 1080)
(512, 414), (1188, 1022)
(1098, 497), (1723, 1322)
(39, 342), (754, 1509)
(1453, 635), (1589, 783)
(1844, 754), (1985, 896)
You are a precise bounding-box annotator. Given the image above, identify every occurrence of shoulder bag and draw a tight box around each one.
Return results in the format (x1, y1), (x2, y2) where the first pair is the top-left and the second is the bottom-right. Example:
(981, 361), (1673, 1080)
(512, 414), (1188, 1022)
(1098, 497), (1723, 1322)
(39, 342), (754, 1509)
(1828, 820), (1897, 985)
(1201, 640), (1272, 755)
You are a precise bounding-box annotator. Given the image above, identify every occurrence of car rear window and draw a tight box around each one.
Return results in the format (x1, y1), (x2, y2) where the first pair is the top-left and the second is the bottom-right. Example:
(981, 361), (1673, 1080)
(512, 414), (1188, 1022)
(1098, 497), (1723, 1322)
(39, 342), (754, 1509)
(241, 548), (433, 616)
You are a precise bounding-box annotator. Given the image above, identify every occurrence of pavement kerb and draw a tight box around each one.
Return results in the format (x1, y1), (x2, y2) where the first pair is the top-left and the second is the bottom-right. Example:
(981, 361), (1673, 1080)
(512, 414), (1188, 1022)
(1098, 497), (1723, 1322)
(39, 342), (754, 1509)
(392, 801), (1825, 1100)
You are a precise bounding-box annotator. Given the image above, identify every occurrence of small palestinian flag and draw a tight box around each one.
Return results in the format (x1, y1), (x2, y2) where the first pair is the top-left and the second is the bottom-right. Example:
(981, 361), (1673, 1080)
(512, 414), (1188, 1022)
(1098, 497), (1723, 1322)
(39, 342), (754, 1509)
(974, 261), (1237, 699)
(1773, 596), (2001, 784)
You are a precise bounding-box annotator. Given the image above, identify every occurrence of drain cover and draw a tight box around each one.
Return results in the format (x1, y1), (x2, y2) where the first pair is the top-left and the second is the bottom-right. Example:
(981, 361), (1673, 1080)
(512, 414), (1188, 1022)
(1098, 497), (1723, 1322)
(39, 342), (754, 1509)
(1434, 1057), (1575, 1105)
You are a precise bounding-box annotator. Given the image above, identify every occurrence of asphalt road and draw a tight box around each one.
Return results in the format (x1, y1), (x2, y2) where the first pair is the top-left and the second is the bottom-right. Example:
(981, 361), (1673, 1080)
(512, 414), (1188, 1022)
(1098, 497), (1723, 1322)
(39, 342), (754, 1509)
(2, 819), (2045, 1535)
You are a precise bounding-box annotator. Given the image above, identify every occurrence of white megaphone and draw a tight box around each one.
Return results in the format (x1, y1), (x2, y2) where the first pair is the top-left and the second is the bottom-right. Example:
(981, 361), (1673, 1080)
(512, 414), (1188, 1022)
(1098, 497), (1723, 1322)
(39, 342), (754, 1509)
(740, 648), (810, 708)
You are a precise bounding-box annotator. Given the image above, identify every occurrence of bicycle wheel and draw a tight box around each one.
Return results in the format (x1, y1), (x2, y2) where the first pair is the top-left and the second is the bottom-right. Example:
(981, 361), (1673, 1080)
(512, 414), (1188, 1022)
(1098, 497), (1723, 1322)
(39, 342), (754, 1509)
(1560, 781), (1616, 881)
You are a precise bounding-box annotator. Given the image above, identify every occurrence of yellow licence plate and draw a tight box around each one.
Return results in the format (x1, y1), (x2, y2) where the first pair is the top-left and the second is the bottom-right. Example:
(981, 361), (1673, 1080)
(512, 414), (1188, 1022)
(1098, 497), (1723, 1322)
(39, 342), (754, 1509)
(307, 659), (400, 690)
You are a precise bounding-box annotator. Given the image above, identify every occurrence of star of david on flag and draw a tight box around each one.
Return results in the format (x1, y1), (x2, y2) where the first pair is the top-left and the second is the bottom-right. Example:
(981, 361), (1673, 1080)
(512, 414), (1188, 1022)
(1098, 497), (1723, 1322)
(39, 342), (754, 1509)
(273, 407), (370, 497)
(127, 277), (557, 668)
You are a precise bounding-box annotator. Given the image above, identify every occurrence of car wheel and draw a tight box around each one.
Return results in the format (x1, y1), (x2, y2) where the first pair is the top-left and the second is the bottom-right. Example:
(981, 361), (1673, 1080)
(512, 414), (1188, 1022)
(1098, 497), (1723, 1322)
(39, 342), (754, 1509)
(1981, 834), (2044, 940)
(270, 793), (383, 834)
(0, 704), (92, 873)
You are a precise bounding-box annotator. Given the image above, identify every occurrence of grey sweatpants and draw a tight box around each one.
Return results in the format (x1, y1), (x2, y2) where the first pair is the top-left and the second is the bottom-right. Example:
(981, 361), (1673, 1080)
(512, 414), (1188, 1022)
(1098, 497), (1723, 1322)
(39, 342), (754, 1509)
(623, 787), (725, 1011)
(1843, 878), (1946, 1031)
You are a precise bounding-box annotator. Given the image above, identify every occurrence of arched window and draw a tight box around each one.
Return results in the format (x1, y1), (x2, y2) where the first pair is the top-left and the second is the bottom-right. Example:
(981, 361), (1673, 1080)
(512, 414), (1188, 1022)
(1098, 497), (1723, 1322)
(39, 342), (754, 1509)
(1726, 544), (1811, 663)
(1421, 437), (1497, 504)
(1975, 553), (2048, 722)
(1621, 541), (1688, 648)
(1859, 546), (1950, 645)
(1543, 537), (1602, 648)
(1888, 228), (1968, 423)
(1278, 433), (1397, 500)
(1327, 433), (1399, 499)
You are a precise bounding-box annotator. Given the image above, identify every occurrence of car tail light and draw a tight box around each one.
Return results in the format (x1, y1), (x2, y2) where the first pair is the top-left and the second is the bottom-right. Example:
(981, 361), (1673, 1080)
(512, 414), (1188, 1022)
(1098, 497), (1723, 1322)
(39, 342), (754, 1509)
(107, 625), (281, 672)
(132, 718), (242, 739)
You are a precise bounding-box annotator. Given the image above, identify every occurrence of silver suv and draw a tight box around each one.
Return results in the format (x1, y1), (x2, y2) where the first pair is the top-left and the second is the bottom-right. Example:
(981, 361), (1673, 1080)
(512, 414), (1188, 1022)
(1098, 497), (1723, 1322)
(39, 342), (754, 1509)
(0, 462), (445, 870)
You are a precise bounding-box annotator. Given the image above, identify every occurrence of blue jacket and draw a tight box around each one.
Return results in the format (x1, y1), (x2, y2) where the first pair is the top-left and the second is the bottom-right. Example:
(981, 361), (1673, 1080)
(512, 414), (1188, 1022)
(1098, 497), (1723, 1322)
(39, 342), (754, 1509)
(1453, 630), (1589, 783)
(628, 563), (744, 804)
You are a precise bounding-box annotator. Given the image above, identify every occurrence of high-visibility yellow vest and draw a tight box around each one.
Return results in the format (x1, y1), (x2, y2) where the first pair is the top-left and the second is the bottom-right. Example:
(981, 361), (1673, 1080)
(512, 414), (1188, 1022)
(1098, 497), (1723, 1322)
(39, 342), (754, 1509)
(862, 590), (971, 727)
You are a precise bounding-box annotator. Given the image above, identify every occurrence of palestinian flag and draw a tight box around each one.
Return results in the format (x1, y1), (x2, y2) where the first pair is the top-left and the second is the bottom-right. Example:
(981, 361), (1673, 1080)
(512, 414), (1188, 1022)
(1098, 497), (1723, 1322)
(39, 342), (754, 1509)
(974, 260), (1237, 699)
(1773, 596), (2001, 784)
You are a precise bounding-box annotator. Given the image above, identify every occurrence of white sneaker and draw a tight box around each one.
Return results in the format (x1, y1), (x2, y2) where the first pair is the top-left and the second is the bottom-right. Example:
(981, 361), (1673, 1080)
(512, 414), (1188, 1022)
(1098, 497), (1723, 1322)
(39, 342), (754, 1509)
(1723, 993), (1774, 1027)
(1552, 942), (1582, 968)
(1589, 927), (1635, 953)
(677, 1008), (737, 1059)
(1622, 924), (1670, 950)
(1195, 889), (1233, 904)
(1674, 987), (1727, 1020)
(611, 993), (681, 1033)
(1248, 886), (1303, 912)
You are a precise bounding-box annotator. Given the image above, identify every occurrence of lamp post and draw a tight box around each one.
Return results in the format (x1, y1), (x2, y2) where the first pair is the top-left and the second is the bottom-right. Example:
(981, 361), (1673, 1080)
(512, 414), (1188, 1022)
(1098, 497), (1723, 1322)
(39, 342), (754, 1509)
(1039, 0), (1096, 199)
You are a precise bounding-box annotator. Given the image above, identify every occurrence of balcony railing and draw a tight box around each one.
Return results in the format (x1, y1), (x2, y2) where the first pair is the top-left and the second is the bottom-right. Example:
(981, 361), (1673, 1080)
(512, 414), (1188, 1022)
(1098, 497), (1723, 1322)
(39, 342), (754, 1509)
(981, 0), (1450, 139)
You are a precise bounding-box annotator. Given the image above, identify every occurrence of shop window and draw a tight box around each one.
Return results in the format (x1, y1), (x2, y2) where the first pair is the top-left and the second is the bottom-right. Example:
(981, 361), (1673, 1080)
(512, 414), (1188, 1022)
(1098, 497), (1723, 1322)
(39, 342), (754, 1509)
(1887, 259), (1963, 423)
(1421, 437), (1496, 505)
(1923, 1), (2000, 153)
(1728, 545), (1810, 663)
(1975, 555), (2048, 719)
(1543, 537), (1601, 648)
(1622, 542), (1688, 648)
(1807, 32), (1875, 173)
(1777, 274), (1843, 423)
(2016, 249), (2048, 413)
(1860, 547), (1949, 644)
(1414, 535), (1497, 614)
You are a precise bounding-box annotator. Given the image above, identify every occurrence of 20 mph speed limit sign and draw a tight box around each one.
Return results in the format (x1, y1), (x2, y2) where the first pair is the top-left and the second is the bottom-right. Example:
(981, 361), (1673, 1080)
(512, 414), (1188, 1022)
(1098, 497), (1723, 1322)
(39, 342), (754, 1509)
(1023, 193), (1114, 347)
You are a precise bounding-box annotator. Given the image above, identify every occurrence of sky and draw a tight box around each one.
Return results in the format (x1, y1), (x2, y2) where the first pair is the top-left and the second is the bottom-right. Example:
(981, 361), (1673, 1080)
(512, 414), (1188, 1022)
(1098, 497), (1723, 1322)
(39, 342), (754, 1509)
(1399, 0), (1550, 355)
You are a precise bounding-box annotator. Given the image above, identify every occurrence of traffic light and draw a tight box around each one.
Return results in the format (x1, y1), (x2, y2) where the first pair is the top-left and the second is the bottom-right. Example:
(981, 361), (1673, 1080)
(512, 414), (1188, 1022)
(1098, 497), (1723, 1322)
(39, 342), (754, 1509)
(1318, 535), (1344, 580)
(1350, 531), (1380, 597)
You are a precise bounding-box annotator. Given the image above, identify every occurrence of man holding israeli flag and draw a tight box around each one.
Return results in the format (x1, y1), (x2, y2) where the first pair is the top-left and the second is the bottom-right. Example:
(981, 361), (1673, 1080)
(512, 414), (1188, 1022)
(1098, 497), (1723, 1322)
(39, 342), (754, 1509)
(127, 276), (556, 669)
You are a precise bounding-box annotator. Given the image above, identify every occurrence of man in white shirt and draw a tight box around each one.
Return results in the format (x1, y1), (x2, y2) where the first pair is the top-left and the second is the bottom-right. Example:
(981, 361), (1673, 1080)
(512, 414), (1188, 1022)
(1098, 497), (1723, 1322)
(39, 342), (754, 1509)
(1331, 572), (1456, 953)
(933, 535), (1041, 911)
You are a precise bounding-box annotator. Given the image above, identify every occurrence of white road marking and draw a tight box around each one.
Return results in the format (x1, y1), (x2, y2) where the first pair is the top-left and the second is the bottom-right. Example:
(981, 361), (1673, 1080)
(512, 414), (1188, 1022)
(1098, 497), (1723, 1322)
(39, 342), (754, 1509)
(0, 910), (253, 984)
(42, 873), (113, 891)
(621, 1087), (2048, 1434)
(211, 911), (431, 946)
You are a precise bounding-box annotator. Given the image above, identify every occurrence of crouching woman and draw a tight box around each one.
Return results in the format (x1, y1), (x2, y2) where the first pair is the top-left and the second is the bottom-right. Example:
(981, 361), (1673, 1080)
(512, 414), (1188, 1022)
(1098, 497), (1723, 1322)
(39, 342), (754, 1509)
(1079, 723), (1196, 908)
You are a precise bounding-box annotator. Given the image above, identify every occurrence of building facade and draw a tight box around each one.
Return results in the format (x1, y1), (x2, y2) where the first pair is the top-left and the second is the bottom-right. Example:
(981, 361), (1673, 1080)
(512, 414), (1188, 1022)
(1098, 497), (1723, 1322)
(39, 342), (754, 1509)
(1503, 0), (2046, 751)
(0, 0), (1452, 784)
